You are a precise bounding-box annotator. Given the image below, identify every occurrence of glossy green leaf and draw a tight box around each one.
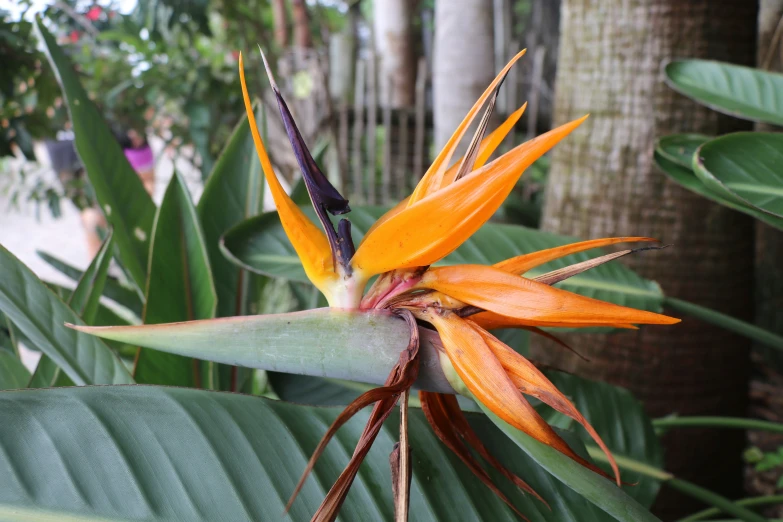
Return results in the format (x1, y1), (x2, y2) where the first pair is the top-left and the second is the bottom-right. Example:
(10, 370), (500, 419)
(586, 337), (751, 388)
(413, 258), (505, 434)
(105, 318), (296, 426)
(222, 206), (665, 312)
(30, 234), (114, 389)
(653, 150), (783, 231)
(197, 103), (264, 318)
(0, 351), (30, 390)
(0, 313), (19, 357)
(664, 60), (783, 126)
(0, 243), (133, 385)
(36, 250), (143, 318)
(35, 19), (156, 292)
(544, 373), (662, 506)
(271, 369), (662, 508)
(69, 231), (115, 324)
(655, 134), (710, 168)
(479, 403), (661, 522)
(693, 133), (783, 219)
(135, 173), (216, 387)
(0, 385), (636, 521)
(72, 308), (454, 393)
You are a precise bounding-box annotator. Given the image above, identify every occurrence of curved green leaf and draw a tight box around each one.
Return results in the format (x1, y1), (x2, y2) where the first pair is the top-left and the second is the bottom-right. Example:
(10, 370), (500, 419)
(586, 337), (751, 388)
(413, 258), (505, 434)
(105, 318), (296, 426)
(36, 251), (142, 319)
(35, 19), (156, 292)
(664, 60), (783, 126)
(135, 173), (216, 386)
(653, 150), (783, 231)
(0, 351), (30, 390)
(197, 103), (264, 318)
(0, 385), (639, 521)
(71, 308), (454, 393)
(694, 133), (783, 219)
(222, 206), (665, 312)
(544, 373), (662, 506)
(30, 233), (114, 389)
(0, 244), (133, 385)
(479, 403), (661, 522)
(655, 134), (710, 168)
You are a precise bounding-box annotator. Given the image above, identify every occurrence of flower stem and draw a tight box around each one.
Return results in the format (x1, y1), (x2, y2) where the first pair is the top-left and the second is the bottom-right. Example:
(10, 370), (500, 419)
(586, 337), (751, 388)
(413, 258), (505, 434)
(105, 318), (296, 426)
(585, 446), (768, 522)
(653, 416), (783, 433)
(677, 494), (783, 522)
(396, 388), (411, 522)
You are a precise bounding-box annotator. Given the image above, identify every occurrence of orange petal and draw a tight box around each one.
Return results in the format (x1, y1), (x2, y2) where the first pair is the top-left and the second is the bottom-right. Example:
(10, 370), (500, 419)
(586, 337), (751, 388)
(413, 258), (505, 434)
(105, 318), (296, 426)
(419, 264), (680, 327)
(359, 196), (409, 246)
(473, 322), (621, 485)
(440, 103), (527, 189)
(239, 53), (335, 292)
(424, 311), (601, 472)
(352, 116), (588, 278)
(495, 237), (657, 275)
(408, 50), (527, 206)
(472, 310), (639, 330)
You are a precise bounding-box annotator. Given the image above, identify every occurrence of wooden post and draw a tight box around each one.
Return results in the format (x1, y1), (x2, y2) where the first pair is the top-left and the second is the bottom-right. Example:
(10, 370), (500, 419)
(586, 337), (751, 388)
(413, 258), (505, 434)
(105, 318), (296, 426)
(366, 52), (378, 205)
(398, 110), (410, 199)
(352, 60), (366, 203)
(412, 58), (427, 181)
(382, 74), (393, 204)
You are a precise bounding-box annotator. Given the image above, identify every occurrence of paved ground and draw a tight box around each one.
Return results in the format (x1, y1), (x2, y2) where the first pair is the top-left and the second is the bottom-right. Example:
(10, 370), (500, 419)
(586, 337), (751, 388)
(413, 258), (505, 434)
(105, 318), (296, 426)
(0, 137), (203, 369)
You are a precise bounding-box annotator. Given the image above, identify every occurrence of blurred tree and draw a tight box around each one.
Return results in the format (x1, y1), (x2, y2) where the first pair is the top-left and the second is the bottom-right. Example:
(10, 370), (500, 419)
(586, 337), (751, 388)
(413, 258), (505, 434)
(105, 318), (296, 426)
(374, 0), (415, 107)
(291, 0), (312, 49)
(532, 1), (757, 518)
(756, 0), (783, 369)
(433, 0), (497, 155)
(271, 0), (288, 49)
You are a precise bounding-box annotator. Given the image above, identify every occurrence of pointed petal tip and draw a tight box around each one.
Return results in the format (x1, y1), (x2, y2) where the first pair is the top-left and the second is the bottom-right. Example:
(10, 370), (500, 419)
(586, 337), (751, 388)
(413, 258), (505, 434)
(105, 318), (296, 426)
(256, 45), (279, 92)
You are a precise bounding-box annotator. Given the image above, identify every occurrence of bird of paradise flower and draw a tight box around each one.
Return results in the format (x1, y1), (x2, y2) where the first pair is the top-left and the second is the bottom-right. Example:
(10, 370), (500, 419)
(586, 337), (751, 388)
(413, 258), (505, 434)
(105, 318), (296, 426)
(234, 47), (679, 522)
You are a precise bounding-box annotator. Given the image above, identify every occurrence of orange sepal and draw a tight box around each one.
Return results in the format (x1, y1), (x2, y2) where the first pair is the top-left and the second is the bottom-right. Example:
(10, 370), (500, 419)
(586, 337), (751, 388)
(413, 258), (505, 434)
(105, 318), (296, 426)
(495, 237), (657, 275)
(473, 322), (621, 485)
(239, 53), (334, 291)
(419, 264), (679, 327)
(472, 310), (639, 330)
(352, 116), (588, 277)
(439, 103), (528, 189)
(424, 311), (603, 475)
(408, 50), (527, 205)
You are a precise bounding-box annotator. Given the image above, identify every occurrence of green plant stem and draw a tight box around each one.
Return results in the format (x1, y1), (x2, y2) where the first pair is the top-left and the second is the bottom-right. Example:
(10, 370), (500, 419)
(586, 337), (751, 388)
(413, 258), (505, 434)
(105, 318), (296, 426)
(586, 446), (768, 522)
(678, 495), (783, 522)
(654, 416), (783, 433)
(665, 297), (783, 352)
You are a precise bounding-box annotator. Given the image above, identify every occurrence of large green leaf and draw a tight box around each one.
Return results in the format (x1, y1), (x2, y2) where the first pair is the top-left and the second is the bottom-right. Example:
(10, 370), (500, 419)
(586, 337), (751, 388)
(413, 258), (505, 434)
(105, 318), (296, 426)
(655, 134), (710, 168)
(479, 404), (660, 522)
(0, 351), (30, 390)
(270, 370), (662, 507)
(72, 308), (455, 392)
(196, 104), (266, 392)
(36, 251), (143, 319)
(29, 233), (114, 389)
(135, 173), (216, 386)
(35, 19), (157, 292)
(693, 133), (783, 219)
(0, 385), (646, 521)
(222, 207), (665, 312)
(197, 103), (264, 318)
(0, 244), (133, 385)
(664, 60), (783, 126)
(654, 144), (783, 231)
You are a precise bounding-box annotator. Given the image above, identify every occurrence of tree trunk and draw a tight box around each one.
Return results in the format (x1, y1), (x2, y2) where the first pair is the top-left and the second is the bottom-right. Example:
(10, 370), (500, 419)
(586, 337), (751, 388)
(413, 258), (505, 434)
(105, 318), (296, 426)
(271, 0), (288, 49)
(290, 0), (311, 49)
(374, 0), (416, 108)
(532, 1), (757, 518)
(756, 1), (783, 367)
(433, 0), (497, 155)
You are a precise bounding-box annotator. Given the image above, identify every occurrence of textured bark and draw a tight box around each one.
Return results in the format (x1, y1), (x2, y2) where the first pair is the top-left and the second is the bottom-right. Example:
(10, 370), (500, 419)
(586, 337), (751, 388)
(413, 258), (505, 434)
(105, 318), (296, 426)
(433, 0), (497, 155)
(271, 0), (288, 49)
(756, 0), (783, 367)
(532, 1), (757, 518)
(374, 0), (416, 107)
(291, 0), (312, 49)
